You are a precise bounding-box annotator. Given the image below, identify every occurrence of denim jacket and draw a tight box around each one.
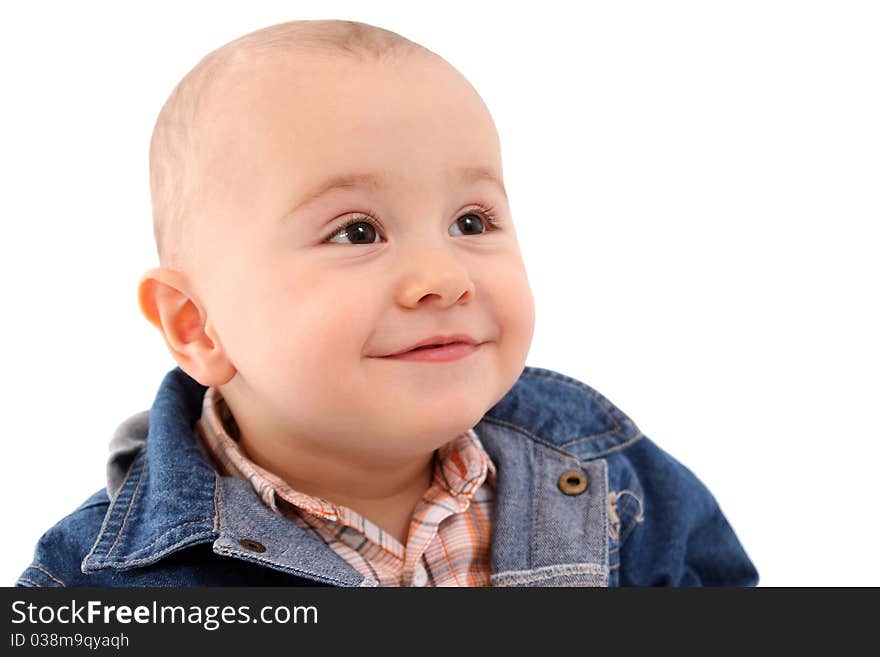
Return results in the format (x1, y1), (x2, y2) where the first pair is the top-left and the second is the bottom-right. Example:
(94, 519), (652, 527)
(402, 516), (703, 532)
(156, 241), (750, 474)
(17, 365), (758, 587)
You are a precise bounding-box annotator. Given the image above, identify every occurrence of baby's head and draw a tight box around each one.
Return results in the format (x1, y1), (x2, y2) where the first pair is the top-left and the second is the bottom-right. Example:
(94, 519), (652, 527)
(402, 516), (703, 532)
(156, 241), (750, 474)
(139, 20), (535, 463)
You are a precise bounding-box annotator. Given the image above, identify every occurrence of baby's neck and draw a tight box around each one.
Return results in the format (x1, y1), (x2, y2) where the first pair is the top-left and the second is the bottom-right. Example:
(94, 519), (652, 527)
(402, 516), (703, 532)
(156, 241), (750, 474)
(241, 435), (436, 547)
(350, 487), (430, 546)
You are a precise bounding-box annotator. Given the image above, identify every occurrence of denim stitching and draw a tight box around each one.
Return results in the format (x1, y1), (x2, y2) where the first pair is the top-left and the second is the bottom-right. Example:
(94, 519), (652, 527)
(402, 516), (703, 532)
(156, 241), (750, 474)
(481, 416), (644, 463)
(83, 450), (145, 566)
(111, 518), (215, 562)
(98, 470), (219, 565)
(491, 562), (608, 586)
(599, 458), (610, 565)
(212, 545), (354, 587)
(91, 531), (218, 569)
(580, 432), (645, 460)
(30, 565), (65, 587)
(479, 417), (588, 468)
(105, 452), (148, 558)
(76, 501), (110, 513)
(16, 577), (40, 587)
(520, 370), (645, 452)
(529, 445), (540, 572)
(84, 452), (218, 569)
(212, 472), (221, 533)
(212, 479), (355, 586)
(563, 426), (625, 446)
(521, 370), (623, 432)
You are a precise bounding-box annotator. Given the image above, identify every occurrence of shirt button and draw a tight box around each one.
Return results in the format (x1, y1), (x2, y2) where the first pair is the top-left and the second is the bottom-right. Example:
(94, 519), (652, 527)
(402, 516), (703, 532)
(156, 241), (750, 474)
(412, 565), (428, 587)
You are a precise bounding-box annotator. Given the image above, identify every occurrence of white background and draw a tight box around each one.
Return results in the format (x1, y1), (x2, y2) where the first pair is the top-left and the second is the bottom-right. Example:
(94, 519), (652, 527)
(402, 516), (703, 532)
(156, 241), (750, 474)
(1, 0), (877, 587)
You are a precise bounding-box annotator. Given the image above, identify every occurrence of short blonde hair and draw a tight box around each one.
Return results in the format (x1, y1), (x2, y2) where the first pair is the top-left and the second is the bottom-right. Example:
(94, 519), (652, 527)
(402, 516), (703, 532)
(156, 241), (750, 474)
(149, 19), (430, 271)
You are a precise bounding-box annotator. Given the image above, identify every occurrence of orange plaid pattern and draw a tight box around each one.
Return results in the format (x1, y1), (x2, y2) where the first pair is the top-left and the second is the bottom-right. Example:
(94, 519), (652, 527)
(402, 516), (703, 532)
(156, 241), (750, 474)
(194, 386), (496, 586)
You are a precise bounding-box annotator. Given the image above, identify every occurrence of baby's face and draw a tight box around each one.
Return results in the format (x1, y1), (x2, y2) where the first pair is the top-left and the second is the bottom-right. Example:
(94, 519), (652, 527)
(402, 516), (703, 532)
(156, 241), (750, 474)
(191, 53), (535, 458)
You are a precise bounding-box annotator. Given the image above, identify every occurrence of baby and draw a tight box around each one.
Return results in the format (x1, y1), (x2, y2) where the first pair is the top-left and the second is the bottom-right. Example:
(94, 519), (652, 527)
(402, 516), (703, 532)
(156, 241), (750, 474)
(17, 19), (757, 587)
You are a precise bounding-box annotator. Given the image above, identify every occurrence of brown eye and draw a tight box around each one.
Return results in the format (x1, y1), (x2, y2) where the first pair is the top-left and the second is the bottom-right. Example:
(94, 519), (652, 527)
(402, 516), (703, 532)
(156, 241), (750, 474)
(340, 221), (378, 244)
(326, 217), (382, 245)
(449, 210), (498, 237)
(455, 214), (486, 235)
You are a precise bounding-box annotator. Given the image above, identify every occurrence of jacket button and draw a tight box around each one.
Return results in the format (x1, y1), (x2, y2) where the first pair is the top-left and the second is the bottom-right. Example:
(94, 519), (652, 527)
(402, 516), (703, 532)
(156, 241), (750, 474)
(558, 470), (588, 495)
(239, 538), (267, 553)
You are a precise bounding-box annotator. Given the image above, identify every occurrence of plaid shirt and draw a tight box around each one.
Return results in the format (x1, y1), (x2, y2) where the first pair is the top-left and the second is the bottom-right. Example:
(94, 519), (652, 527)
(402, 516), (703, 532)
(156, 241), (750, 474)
(194, 386), (497, 587)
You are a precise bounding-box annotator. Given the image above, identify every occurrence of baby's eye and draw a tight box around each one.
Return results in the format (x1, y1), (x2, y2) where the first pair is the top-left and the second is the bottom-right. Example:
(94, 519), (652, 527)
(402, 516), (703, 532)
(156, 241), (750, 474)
(326, 217), (381, 245)
(325, 207), (500, 245)
(450, 212), (494, 237)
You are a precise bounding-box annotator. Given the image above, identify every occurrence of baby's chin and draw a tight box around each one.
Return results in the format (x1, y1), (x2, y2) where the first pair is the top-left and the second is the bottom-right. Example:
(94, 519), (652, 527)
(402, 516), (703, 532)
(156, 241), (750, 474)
(394, 387), (496, 436)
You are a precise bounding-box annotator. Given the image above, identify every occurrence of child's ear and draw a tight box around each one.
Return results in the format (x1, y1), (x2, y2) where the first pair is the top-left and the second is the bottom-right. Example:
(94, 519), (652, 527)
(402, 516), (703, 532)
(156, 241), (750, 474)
(137, 268), (236, 387)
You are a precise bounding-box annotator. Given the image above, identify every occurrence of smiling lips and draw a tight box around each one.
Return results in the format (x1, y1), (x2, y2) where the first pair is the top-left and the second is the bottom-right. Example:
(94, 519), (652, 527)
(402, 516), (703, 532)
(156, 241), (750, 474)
(383, 342), (480, 362)
(381, 334), (481, 362)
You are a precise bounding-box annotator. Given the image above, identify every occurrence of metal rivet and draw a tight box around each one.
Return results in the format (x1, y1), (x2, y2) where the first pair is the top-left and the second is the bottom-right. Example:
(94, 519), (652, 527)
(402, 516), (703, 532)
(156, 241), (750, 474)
(238, 538), (266, 553)
(558, 470), (588, 495)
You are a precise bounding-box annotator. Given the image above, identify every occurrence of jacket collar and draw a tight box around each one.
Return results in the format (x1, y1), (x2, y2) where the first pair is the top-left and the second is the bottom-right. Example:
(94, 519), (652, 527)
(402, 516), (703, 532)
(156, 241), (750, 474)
(84, 366), (641, 586)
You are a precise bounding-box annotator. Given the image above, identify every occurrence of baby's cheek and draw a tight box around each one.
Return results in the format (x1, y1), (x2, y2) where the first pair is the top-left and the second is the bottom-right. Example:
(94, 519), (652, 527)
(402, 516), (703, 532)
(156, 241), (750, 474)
(494, 268), (536, 366)
(493, 265), (534, 327)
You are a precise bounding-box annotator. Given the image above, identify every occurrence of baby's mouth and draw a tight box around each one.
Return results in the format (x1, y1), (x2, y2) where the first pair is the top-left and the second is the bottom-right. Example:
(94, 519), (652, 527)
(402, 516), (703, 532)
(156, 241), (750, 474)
(380, 341), (481, 363)
(375, 333), (481, 359)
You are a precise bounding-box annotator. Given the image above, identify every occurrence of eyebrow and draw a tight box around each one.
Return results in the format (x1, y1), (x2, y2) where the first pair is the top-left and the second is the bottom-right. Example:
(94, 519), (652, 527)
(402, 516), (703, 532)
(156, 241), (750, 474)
(283, 166), (507, 219)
